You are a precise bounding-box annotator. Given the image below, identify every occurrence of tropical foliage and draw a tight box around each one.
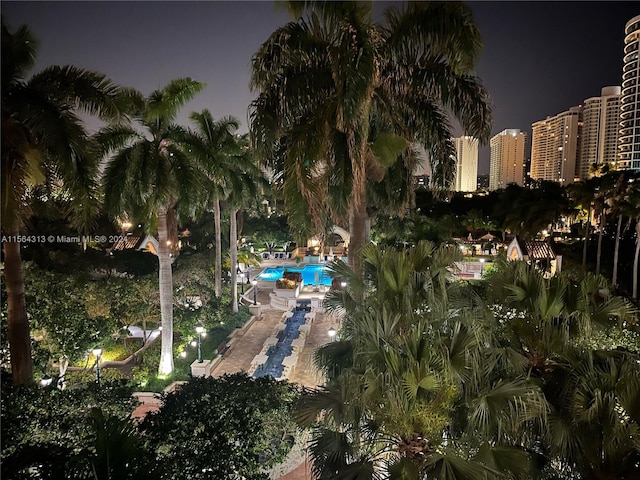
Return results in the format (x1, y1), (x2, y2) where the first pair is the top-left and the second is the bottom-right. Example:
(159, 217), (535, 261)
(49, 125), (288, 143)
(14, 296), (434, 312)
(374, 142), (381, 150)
(297, 242), (639, 479)
(298, 242), (548, 479)
(1, 374), (141, 479)
(97, 78), (205, 375)
(250, 1), (492, 276)
(1, 19), (133, 384)
(139, 373), (299, 480)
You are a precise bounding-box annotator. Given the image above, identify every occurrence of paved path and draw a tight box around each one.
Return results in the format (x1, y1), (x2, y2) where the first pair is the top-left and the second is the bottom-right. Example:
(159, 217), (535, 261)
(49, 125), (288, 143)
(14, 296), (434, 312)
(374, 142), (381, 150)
(134, 284), (335, 478)
(211, 289), (335, 388)
(210, 288), (338, 480)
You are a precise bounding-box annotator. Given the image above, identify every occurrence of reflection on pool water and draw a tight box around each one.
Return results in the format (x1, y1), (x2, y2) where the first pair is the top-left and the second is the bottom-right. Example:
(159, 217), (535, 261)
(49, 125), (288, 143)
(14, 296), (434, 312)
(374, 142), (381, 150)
(256, 263), (341, 286)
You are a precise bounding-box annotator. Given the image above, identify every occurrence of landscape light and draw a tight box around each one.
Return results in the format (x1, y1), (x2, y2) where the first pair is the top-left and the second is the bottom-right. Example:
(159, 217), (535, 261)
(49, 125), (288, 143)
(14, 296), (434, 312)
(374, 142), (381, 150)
(252, 279), (258, 305)
(328, 327), (337, 342)
(92, 347), (102, 387)
(195, 323), (205, 363)
(39, 375), (53, 388)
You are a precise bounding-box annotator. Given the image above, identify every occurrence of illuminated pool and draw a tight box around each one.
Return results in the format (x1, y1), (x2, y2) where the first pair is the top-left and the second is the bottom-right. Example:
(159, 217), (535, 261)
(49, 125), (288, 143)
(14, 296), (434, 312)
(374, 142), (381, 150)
(256, 264), (337, 286)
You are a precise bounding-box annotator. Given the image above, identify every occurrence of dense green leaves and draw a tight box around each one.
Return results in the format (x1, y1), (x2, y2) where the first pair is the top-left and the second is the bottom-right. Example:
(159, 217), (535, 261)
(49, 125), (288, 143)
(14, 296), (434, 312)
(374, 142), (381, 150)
(139, 373), (299, 479)
(1, 374), (138, 479)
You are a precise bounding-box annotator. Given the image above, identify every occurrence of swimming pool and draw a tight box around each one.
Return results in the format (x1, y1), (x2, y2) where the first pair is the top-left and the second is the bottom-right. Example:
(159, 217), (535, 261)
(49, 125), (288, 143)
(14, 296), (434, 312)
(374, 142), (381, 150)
(256, 264), (336, 286)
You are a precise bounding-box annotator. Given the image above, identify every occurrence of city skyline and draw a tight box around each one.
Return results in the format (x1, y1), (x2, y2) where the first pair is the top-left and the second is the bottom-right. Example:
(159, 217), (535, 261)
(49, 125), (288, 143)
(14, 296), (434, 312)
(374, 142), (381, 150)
(2, 1), (638, 175)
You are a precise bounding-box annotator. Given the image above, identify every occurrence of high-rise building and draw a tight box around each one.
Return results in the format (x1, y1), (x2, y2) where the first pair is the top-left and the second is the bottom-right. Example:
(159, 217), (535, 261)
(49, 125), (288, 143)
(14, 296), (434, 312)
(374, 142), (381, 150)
(618, 15), (640, 171)
(489, 129), (526, 190)
(453, 136), (478, 192)
(530, 106), (582, 186)
(579, 86), (621, 178)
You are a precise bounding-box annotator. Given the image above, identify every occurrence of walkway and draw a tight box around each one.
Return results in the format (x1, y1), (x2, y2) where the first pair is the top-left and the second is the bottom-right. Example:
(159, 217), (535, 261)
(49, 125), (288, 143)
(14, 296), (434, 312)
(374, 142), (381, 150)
(210, 289), (334, 388)
(211, 289), (338, 480)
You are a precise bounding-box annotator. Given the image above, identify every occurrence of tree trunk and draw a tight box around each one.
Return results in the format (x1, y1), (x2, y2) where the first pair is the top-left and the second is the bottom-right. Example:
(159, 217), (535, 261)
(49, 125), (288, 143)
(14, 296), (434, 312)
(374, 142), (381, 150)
(612, 214), (623, 287)
(214, 198), (222, 298)
(3, 227), (33, 385)
(633, 221), (640, 300)
(596, 214), (604, 276)
(157, 206), (174, 375)
(349, 200), (367, 280)
(582, 210), (591, 269)
(230, 207), (239, 313)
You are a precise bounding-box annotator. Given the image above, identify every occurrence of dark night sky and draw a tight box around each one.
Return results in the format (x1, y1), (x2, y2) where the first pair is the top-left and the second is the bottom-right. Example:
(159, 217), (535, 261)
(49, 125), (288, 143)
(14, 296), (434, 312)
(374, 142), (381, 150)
(2, 1), (639, 174)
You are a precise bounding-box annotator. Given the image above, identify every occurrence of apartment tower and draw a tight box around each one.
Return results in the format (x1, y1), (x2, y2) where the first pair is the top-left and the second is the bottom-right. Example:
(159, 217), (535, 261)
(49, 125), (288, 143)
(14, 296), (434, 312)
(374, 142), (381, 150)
(489, 129), (526, 190)
(579, 86), (621, 178)
(618, 15), (640, 171)
(453, 136), (479, 192)
(530, 106), (582, 186)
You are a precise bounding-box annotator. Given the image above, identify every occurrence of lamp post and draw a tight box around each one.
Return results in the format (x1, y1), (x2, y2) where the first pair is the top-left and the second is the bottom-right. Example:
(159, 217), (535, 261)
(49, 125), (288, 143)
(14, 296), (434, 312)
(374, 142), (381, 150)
(195, 323), (204, 363)
(39, 375), (53, 388)
(328, 327), (337, 342)
(92, 347), (102, 386)
(340, 281), (347, 289)
(252, 279), (258, 305)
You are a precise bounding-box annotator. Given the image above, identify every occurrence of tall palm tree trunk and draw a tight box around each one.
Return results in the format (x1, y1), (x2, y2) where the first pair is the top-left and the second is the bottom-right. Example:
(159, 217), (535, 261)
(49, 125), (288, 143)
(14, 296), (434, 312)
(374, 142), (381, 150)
(347, 132), (369, 280)
(3, 224), (33, 385)
(213, 198), (222, 298)
(612, 214), (623, 287)
(157, 206), (174, 375)
(633, 221), (640, 300)
(230, 208), (239, 313)
(582, 210), (591, 269)
(596, 222), (606, 275)
(349, 199), (367, 280)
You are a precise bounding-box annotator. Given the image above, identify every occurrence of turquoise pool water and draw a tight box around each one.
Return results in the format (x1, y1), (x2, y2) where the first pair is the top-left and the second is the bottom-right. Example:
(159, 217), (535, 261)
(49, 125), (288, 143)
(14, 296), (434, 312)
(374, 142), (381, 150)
(256, 264), (335, 286)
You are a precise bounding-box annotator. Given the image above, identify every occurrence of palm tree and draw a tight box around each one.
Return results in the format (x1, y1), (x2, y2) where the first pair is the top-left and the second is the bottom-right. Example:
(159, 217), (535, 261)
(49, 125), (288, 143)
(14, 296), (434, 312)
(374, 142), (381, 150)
(297, 242), (546, 478)
(97, 78), (205, 375)
(184, 111), (241, 298)
(624, 177), (640, 299)
(1, 20), (132, 384)
(543, 349), (640, 479)
(567, 179), (597, 269)
(223, 136), (265, 312)
(250, 1), (492, 277)
(610, 173), (632, 288)
(588, 165), (617, 276)
(483, 260), (639, 477)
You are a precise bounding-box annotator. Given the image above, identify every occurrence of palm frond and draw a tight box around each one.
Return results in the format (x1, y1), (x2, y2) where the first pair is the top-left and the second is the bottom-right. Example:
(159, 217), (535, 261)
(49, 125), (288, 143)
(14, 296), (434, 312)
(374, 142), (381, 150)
(145, 78), (205, 125)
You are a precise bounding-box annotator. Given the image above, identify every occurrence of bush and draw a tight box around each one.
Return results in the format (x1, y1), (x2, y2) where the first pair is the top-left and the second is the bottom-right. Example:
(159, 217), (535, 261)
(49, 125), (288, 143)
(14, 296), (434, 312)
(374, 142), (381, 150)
(276, 278), (298, 289)
(139, 373), (299, 479)
(282, 271), (302, 283)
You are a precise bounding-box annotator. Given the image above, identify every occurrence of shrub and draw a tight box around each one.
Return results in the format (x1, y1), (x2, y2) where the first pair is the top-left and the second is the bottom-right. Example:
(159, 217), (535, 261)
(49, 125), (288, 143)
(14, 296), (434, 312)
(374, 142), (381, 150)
(276, 278), (297, 289)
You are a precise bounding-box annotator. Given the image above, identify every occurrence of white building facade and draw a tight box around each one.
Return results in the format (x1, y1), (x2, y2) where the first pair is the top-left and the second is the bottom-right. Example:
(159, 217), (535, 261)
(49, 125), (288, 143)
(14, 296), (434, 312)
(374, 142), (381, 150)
(453, 136), (479, 192)
(489, 129), (526, 190)
(530, 106), (582, 186)
(619, 15), (640, 171)
(580, 86), (621, 178)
